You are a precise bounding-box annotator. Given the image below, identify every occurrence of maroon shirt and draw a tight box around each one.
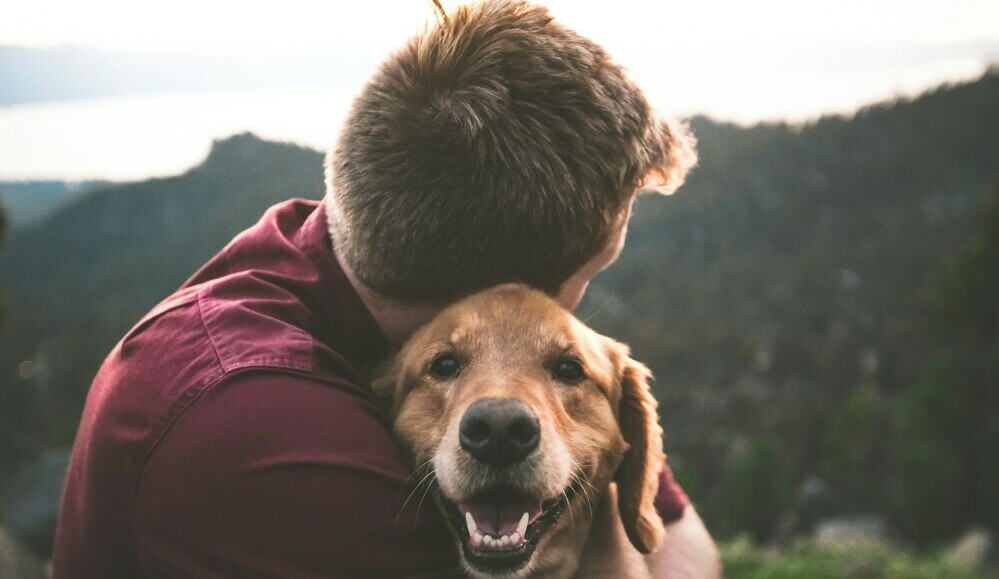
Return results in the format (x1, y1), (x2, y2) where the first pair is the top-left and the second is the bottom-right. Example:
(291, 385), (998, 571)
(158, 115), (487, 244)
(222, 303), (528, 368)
(53, 200), (688, 578)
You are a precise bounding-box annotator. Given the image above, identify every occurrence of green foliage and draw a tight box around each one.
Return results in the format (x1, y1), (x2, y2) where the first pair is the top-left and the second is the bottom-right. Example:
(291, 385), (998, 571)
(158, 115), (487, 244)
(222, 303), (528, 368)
(821, 385), (891, 509)
(717, 436), (793, 542)
(891, 191), (999, 542)
(722, 538), (997, 579)
(933, 191), (999, 334)
(671, 458), (708, 509)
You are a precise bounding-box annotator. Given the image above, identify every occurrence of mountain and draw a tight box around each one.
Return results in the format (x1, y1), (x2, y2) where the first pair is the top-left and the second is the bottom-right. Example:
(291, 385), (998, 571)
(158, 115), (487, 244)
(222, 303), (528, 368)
(1, 72), (997, 546)
(0, 181), (108, 228)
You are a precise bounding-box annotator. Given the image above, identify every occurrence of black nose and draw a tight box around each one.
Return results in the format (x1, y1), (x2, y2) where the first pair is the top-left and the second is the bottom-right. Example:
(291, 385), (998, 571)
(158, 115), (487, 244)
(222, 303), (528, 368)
(459, 398), (540, 467)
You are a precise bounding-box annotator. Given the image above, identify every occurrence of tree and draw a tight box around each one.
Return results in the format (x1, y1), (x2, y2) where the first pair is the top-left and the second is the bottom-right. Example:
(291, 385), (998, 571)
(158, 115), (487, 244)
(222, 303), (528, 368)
(894, 189), (999, 543)
(717, 436), (794, 542)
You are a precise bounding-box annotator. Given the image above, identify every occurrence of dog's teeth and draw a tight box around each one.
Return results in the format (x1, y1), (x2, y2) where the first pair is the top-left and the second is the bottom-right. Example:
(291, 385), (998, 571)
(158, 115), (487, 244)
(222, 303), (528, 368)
(468, 514), (529, 550)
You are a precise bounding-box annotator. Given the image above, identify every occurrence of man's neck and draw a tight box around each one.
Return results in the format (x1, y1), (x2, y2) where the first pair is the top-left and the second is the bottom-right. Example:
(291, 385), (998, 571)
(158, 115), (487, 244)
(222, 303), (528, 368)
(337, 253), (442, 346)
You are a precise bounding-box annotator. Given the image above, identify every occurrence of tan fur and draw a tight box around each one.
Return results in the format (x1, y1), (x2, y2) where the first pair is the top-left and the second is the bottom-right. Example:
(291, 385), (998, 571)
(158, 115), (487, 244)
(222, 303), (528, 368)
(374, 285), (667, 578)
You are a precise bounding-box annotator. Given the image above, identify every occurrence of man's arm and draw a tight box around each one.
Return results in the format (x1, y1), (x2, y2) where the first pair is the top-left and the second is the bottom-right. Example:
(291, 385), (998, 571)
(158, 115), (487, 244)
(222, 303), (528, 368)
(647, 506), (721, 579)
(575, 487), (720, 579)
(647, 465), (720, 578)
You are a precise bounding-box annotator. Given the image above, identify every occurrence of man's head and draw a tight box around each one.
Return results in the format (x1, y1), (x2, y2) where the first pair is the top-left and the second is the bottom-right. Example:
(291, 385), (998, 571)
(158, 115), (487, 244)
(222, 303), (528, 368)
(326, 0), (696, 304)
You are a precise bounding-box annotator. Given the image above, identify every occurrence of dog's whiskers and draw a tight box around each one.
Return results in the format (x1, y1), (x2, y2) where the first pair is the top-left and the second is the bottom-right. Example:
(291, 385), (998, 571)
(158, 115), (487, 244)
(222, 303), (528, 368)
(572, 461), (604, 518)
(569, 474), (588, 517)
(572, 469), (601, 519)
(398, 458), (434, 494)
(561, 486), (575, 526)
(414, 471), (438, 526)
(397, 461), (437, 524)
(578, 472), (601, 499)
(570, 473), (596, 518)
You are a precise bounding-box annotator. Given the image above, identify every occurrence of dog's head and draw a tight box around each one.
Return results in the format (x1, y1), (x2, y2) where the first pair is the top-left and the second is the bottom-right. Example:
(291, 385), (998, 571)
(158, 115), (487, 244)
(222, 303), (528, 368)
(374, 284), (666, 577)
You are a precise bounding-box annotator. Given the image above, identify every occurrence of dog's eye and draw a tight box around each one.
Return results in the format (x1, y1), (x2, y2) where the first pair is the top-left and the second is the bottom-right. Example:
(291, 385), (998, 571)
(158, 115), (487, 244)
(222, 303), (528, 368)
(429, 354), (461, 379)
(553, 359), (585, 383)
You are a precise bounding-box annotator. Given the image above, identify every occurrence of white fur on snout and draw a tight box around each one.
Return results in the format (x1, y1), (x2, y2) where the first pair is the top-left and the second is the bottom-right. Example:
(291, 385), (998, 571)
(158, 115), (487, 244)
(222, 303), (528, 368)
(434, 414), (574, 501)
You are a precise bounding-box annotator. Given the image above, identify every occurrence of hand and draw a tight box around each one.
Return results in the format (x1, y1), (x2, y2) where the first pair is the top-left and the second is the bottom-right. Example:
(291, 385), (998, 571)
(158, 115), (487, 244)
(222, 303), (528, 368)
(575, 485), (720, 579)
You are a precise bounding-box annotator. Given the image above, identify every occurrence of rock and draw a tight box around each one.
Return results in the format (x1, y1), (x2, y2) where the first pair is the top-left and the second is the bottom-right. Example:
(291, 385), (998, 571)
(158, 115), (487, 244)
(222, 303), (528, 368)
(0, 527), (45, 579)
(0, 449), (70, 560)
(812, 515), (892, 550)
(945, 527), (996, 570)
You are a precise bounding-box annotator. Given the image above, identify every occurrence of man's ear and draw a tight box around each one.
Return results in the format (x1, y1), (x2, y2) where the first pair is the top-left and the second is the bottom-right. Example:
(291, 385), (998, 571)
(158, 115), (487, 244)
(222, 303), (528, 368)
(615, 356), (667, 554)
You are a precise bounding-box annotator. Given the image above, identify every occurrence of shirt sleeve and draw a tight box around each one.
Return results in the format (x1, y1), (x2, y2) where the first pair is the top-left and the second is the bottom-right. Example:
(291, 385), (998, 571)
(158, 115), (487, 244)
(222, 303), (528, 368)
(132, 370), (463, 579)
(654, 464), (689, 524)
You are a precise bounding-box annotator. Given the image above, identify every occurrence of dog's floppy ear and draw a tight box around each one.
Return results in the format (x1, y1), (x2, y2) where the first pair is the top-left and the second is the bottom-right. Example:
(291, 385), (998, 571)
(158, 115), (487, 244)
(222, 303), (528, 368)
(615, 354), (667, 554)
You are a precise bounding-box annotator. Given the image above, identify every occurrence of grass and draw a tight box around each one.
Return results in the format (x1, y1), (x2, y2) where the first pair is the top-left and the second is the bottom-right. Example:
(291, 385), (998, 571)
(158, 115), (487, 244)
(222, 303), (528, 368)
(721, 536), (998, 579)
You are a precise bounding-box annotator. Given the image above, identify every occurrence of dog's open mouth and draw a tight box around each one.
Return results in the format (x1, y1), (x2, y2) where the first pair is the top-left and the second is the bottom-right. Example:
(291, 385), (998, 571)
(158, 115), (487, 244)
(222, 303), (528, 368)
(439, 485), (573, 574)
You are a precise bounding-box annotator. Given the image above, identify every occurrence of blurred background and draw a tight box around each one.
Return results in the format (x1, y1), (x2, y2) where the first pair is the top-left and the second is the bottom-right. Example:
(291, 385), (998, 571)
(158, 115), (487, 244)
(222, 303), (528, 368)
(1, 0), (997, 576)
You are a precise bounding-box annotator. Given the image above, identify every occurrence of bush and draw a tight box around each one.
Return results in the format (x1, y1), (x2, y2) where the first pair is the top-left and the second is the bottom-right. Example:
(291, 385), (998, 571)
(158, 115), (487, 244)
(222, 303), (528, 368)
(717, 436), (793, 542)
(722, 537), (998, 579)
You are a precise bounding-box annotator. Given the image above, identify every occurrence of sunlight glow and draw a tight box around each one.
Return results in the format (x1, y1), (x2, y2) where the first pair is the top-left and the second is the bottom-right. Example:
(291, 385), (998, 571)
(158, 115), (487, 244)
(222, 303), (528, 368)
(1, 0), (997, 180)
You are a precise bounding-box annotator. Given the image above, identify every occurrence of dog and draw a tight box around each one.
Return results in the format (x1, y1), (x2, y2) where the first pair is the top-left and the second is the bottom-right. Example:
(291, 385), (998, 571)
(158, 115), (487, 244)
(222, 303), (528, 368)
(374, 284), (667, 578)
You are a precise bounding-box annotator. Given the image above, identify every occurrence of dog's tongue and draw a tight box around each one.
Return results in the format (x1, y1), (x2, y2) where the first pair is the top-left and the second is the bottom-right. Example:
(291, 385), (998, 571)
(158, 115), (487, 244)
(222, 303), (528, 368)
(458, 496), (543, 536)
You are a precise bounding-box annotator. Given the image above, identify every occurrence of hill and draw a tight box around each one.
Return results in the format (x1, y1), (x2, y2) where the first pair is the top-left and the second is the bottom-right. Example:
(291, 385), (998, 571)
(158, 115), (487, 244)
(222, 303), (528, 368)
(0, 181), (108, 228)
(1, 72), (997, 547)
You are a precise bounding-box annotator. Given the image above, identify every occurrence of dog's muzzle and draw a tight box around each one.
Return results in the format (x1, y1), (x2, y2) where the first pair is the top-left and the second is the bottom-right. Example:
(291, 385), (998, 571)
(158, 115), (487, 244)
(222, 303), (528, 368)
(459, 398), (540, 468)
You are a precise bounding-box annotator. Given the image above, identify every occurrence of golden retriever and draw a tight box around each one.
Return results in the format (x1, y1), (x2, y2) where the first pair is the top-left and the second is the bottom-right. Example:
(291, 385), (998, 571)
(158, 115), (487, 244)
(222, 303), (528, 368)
(374, 284), (667, 578)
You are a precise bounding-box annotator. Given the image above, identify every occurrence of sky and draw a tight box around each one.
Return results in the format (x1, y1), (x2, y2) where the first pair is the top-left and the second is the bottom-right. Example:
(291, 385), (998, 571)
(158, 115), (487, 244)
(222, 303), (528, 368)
(4, 0), (998, 118)
(1, 0), (998, 180)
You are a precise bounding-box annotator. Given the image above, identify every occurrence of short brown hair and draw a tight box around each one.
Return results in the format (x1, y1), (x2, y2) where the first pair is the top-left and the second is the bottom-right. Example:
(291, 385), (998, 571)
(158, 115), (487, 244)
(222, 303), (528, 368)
(325, 0), (696, 301)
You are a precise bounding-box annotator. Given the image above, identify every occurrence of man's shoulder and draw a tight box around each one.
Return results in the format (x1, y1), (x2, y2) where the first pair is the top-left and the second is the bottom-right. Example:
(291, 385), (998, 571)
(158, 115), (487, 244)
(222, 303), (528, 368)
(109, 277), (315, 395)
(142, 369), (403, 481)
(195, 274), (315, 375)
(87, 275), (325, 467)
(129, 369), (460, 577)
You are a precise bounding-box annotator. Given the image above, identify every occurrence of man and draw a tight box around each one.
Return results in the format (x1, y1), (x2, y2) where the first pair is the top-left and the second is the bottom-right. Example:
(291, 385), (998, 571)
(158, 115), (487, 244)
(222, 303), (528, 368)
(53, 1), (719, 577)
